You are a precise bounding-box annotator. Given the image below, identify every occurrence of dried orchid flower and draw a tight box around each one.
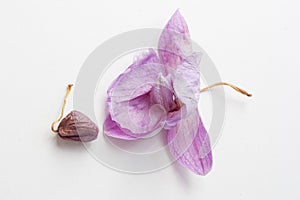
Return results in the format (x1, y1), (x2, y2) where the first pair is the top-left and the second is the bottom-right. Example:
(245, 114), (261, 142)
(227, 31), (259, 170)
(103, 10), (251, 175)
(51, 84), (98, 142)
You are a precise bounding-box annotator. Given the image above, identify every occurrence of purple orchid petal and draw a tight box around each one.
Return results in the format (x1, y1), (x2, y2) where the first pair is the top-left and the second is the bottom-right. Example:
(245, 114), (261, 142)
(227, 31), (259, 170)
(107, 49), (160, 102)
(108, 63), (167, 135)
(150, 74), (174, 112)
(167, 109), (213, 175)
(158, 10), (193, 68)
(105, 50), (172, 138)
(164, 54), (202, 129)
(132, 49), (160, 68)
(103, 114), (138, 140)
(172, 55), (201, 110)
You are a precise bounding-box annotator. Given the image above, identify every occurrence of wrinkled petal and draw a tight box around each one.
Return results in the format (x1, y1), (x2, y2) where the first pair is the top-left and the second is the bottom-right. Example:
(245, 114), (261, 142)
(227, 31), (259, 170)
(164, 54), (202, 128)
(158, 10), (193, 68)
(150, 74), (174, 112)
(103, 114), (138, 140)
(184, 51), (202, 67)
(172, 55), (201, 109)
(132, 49), (160, 68)
(105, 50), (174, 138)
(167, 109), (213, 175)
(107, 49), (160, 102)
(108, 63), (167, 135)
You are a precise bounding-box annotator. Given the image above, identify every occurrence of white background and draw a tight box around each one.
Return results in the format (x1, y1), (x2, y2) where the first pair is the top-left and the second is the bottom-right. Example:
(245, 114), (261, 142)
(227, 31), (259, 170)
(0, 0), (299, 199)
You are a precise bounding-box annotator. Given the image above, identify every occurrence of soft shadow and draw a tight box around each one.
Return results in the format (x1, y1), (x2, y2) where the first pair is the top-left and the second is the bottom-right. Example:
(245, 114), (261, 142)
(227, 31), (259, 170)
(52, 134), (85, 153)
(226, 95), (248, 107)
(172, 161), (193, 187)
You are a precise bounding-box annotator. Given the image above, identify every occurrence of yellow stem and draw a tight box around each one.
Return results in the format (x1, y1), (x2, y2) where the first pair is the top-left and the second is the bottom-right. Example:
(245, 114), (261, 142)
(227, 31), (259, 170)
(51, 84), (73, 133)
(200, 82), (252, 97)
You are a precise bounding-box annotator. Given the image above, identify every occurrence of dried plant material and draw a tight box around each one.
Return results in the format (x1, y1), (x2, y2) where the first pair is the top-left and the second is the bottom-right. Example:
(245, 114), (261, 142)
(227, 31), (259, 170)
(103, 10), (212, 175)
(50, 10), (251, 175)
(58, 110), (98, 142)
(51, 84), (98, 142)
(103, 10), (252, 175)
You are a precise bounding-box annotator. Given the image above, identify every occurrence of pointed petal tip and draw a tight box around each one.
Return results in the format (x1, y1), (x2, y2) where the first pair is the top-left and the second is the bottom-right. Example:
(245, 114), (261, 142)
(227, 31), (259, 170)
(172, 9), (183, 17)
(173, 9), (181, 16)
(158, 9), (192, 67)
(166, 9), (188, 33)
(193, 153), (213, 176)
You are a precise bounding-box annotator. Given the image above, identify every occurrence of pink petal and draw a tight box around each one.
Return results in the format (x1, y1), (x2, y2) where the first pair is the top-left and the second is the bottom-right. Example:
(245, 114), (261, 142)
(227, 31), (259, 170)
(164, 55), (202, 129)
(158, 10), (193, 68)
(132, 49), (160, 68)
(172, 55), (201, 112)
(150, 74), (174, 112)
(167, 109), (213, 175)
(105, 50), (171, 138)
(103, 114), (138, 140)
(107, 49), (160, 101)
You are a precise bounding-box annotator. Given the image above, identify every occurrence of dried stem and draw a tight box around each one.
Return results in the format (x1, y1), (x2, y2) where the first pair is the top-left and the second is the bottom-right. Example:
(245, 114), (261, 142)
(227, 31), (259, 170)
(200, 82), (252, 97)
(51, 84), (73, 133)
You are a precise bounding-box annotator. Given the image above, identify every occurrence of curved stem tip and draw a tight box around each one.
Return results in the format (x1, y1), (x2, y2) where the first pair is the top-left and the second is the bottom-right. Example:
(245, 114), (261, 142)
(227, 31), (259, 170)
(51, 84), (73, 133)
(200, 82), (252, 97)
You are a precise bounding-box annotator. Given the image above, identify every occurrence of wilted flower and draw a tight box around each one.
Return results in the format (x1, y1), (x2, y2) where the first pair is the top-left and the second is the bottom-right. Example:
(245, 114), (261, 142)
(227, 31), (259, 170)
(103, 10), (212, 175)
